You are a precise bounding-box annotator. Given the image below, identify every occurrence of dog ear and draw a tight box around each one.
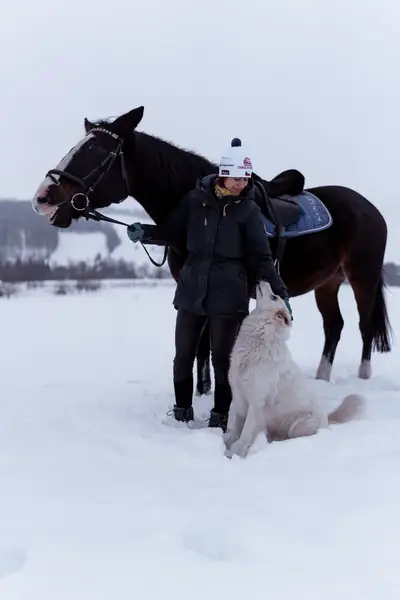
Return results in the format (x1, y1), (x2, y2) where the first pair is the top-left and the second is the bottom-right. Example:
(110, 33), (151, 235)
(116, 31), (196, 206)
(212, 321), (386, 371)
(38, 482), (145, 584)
(274, 309), (290, 327)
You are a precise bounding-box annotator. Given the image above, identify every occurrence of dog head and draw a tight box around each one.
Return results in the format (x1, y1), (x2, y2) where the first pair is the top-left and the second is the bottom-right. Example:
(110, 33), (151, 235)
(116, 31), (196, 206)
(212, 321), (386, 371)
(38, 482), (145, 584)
(254, 280), (292, 337)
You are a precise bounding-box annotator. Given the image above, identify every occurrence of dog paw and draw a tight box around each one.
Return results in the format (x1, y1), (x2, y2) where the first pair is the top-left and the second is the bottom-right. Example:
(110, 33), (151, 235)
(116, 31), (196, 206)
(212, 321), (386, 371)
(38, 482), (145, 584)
(224, 448), (233, 459)
(223, 432), (236, 449)
(230, 441), (249, 459)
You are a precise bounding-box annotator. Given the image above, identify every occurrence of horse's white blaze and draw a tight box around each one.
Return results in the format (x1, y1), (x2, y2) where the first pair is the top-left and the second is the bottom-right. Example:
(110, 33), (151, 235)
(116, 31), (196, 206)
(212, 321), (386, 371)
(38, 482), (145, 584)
(32, 133), (95, 215)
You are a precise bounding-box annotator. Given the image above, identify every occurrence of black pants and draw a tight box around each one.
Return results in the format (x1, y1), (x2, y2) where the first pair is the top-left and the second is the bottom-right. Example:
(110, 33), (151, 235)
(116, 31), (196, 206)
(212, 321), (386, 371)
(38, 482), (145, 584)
(173, 309), (245, 413)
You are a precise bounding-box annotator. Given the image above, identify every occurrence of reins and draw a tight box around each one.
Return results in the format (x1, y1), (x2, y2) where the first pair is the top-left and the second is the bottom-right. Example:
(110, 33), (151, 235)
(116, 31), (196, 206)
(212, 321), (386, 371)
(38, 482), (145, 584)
(84, 207), (169, 268)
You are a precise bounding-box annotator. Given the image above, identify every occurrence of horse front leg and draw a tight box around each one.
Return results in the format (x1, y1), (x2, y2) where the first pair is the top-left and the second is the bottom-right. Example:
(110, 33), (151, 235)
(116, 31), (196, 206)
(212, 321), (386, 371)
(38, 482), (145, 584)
(195, 322), (212, 396)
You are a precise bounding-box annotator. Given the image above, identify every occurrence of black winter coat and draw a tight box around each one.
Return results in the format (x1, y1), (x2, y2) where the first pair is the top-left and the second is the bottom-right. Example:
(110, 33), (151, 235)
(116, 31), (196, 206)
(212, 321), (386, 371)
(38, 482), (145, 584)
(140, 174), (288, 315)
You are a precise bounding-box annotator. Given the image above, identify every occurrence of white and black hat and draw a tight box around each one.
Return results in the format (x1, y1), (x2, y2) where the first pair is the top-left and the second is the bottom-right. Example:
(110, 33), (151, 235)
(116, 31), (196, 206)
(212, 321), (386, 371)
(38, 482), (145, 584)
(218, 138), (253, 178)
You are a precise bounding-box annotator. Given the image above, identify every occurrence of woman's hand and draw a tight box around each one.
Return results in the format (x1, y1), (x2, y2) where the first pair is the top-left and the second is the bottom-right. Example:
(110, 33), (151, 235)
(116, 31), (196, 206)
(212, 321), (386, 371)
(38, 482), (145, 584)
(127, 222), (145, 243)
(283, 297), (293, 320)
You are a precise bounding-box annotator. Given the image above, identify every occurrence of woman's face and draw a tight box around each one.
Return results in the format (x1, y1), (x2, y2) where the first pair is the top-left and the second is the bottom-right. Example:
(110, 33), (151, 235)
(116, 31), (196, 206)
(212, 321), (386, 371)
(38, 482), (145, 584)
(223, 177), (249, 196)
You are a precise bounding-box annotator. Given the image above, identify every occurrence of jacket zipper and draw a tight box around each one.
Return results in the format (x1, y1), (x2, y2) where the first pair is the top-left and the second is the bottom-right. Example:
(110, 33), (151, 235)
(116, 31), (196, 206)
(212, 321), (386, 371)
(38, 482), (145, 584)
(204, 198), (240, 224)
(203, 202), (207, 226)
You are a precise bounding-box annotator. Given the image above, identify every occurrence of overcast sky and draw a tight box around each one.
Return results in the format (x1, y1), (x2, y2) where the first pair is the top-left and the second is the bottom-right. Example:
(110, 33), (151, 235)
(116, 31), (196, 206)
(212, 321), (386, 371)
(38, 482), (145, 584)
(2, 0), (400, 255)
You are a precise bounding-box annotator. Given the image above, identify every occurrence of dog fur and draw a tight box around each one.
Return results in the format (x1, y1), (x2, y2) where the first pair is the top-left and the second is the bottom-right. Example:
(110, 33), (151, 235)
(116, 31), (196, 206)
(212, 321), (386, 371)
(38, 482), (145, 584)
(224, 281), (366, 458)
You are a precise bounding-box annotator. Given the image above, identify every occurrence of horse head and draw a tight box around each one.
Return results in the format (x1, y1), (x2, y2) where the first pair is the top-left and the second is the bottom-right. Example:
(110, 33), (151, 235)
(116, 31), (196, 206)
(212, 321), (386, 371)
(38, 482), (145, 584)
(32, 106), (145, 226)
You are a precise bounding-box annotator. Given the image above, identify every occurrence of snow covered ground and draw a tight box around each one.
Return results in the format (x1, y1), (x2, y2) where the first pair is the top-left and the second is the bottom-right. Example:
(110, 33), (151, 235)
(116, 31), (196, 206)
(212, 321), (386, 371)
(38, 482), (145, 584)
(0, 282), (400, 599)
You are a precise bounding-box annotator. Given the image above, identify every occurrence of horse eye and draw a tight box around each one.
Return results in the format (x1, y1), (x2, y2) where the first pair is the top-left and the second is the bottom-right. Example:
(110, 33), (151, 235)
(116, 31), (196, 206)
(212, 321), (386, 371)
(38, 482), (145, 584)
(270, 293), (278, 301)
(88, 143), (104, 154)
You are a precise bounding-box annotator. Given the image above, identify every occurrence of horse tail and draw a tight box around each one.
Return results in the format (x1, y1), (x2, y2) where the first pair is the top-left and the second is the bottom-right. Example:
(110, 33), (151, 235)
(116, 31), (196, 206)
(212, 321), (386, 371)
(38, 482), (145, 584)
(371, 273), (392, 353)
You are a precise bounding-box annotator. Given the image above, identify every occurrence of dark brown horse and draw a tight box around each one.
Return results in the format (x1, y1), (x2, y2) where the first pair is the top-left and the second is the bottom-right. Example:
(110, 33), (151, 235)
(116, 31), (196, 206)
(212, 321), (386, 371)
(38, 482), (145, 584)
(32, 106), (392, 391)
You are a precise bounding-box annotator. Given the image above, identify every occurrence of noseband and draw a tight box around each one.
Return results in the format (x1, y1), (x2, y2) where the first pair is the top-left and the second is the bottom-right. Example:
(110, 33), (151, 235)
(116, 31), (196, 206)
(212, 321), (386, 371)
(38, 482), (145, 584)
(46, 127), (129, 212)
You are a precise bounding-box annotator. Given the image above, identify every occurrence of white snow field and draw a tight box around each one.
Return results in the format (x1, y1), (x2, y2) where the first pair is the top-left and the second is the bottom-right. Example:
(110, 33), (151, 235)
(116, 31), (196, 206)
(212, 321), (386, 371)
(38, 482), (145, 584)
(1, 281), (400, 600)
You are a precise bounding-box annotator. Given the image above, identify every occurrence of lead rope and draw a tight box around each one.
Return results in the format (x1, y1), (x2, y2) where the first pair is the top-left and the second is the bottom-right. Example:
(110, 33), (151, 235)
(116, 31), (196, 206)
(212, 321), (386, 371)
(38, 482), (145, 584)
(85, 208), (169, 268)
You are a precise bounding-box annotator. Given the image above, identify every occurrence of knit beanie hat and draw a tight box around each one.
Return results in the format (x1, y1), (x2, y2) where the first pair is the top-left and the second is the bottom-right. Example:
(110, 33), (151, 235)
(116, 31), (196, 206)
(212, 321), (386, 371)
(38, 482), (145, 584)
(218, 138), (253, 178)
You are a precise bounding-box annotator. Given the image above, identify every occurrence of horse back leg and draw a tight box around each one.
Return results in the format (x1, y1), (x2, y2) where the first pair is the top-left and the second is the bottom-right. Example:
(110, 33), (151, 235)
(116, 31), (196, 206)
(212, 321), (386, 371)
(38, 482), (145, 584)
(195, 322), (212, 396)
(344, 251), (392, 380)
(315, 270), (345, 381)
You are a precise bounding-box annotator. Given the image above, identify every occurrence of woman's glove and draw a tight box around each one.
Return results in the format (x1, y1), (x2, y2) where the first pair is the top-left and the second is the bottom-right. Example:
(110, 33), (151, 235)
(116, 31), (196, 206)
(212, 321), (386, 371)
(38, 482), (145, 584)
(283, 297), (293, 320)
(127, 222), (145, 243)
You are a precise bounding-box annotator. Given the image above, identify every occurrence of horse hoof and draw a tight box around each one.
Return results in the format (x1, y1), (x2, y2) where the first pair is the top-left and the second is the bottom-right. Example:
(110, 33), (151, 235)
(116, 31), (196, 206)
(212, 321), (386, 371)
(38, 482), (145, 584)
(195, 384), (212, 396)
(315, 358), (332, 382)
(315, 374), (330, 382)
(358, 360), (371, 379)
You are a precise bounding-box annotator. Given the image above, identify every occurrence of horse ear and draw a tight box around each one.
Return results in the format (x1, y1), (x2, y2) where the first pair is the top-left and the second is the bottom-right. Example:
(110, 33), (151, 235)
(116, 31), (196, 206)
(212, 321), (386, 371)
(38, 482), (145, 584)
(84, 118), (95, 133)
(110, 106), (144, 137)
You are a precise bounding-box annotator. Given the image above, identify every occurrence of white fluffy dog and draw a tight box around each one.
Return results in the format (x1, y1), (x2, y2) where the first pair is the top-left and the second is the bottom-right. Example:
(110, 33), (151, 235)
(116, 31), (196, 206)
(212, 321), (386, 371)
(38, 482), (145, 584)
(224, 281), (366, 458)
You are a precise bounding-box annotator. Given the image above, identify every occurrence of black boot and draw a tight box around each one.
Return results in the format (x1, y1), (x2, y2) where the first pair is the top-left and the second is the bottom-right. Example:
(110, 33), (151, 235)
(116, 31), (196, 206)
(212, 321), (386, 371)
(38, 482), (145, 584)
(172, 406), (194, 422)
(208, 410), (228, 432)
(208, 383), (231, 432)
(169, 377), (194, 423)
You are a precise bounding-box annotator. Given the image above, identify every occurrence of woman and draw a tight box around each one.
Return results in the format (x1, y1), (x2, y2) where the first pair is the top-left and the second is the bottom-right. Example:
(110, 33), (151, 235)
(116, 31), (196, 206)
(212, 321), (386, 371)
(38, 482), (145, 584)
(127, 139), (292, 431)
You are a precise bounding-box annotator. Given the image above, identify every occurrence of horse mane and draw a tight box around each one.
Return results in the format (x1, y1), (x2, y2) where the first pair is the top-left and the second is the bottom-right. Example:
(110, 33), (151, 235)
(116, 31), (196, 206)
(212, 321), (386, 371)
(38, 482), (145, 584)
(93, 118), (219, 221)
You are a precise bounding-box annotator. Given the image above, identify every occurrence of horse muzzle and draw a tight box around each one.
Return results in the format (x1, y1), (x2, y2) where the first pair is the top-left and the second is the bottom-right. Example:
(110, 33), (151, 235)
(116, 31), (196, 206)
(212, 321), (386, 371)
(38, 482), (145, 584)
(32, 190), (58, 218)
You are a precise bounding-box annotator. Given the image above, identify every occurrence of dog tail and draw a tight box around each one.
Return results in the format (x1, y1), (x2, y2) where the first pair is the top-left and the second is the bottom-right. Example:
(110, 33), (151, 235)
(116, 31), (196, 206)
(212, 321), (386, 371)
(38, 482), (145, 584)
(327, 393), (366, 425)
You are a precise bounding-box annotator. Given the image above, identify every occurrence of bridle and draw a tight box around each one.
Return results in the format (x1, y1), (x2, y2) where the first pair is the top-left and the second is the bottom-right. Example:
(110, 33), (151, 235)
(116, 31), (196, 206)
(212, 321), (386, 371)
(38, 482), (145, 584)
(44, 127), (168, 268)
(46, 127), (129, 213)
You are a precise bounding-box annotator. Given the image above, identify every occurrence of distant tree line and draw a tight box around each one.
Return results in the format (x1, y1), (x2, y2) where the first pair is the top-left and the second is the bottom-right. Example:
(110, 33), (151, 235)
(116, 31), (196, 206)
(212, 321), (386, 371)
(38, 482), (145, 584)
(0, 256), (171, 282)
(382, 263), (400, 286)
(0, 257), (399, 285)
(0, 200), (123, 260)
(342, 262), (399, 286)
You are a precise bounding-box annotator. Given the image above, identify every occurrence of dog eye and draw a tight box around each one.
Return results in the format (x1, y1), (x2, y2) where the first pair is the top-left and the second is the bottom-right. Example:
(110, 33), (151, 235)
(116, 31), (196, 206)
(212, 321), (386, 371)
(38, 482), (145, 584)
(270, 294), (278, 301)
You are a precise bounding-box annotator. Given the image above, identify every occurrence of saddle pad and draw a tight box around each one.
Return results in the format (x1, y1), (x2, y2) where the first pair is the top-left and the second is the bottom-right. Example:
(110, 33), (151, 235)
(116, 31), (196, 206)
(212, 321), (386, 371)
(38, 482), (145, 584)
(262, 191), (333, 238)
